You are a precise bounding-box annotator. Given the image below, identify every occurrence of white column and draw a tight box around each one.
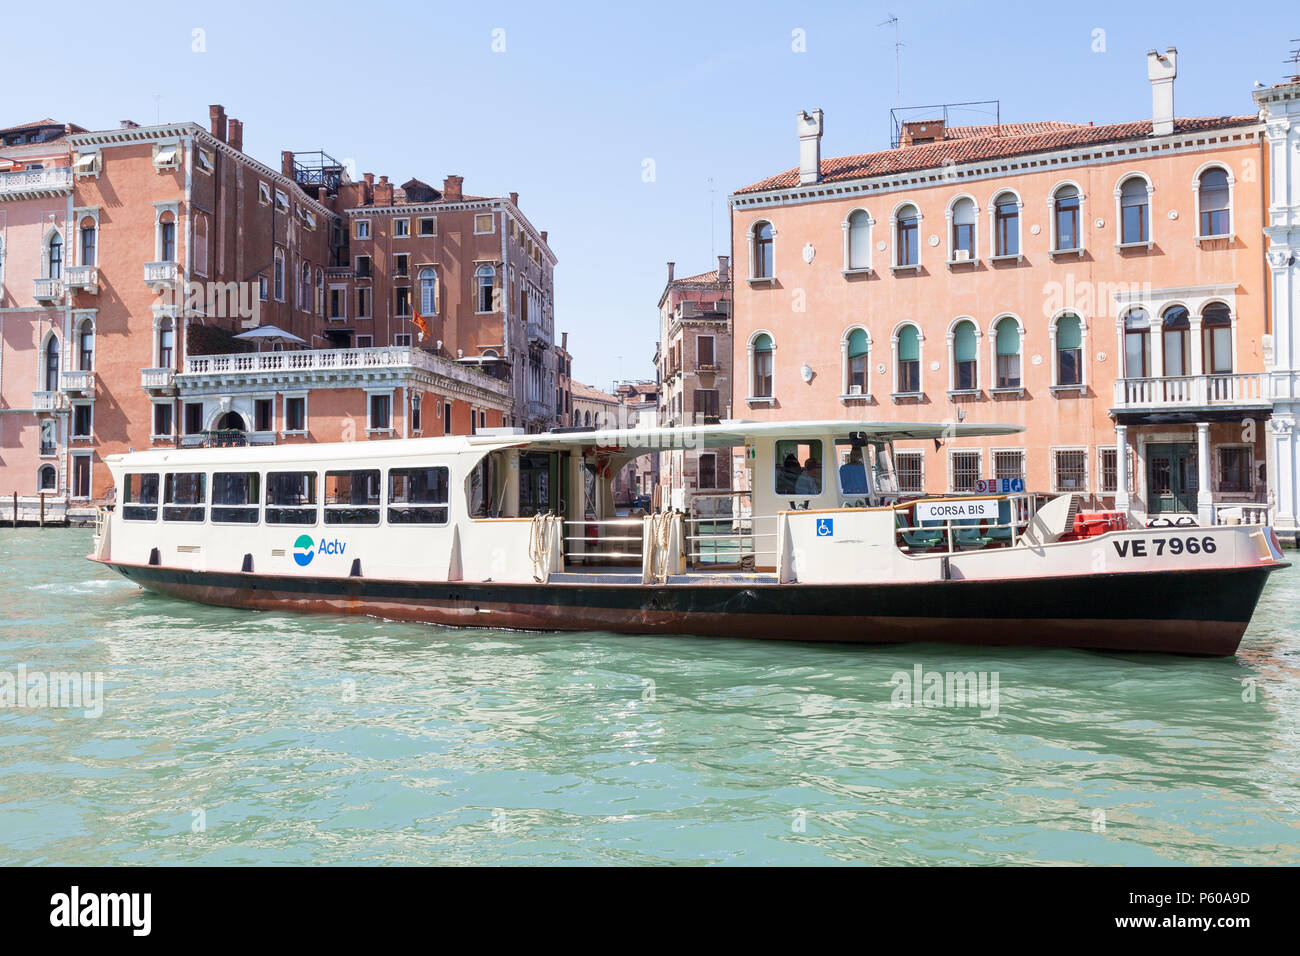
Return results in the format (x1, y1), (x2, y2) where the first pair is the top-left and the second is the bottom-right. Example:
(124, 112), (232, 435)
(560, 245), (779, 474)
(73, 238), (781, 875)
(1115, 424), (1130, 514)
(1196, 421), (1213, 525)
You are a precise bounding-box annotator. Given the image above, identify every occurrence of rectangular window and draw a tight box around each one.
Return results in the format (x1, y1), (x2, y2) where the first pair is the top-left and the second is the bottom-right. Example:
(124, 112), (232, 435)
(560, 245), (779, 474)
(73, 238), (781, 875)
(898, 218), (918, 266)
(356, 287), (370, 318)
(266, 471), (317, 524)
(327, 288), (343, 319)
(160, 221), (176, 261)
(993, 450), (1025, 482)
(950, 451), (980, 493)
(1100, 448), (1118, 493)
(474, 213), (494, 234)
(393, 218), (410, 238)
(1218, 447), (1252, 494)
(697, 335), (715, 367)
(72, 403), (92, 437)
(393, 253), (409, 277)
(153, 403), (173, 437)
(258, 276), (269, 301)
(324, 470), (381, 524)
(81, 227), (96, 267)
(775, 439), (823, 496)
(355, 334), (373, 349)
(123, 473), (160, 521)
(285, 396), (306, 432)
(369, 394), (391, 430)
(394, 287), (411, 317)
(955, 359), (976, 391)
(996, 353), (1021, 390)
(255, 398), (273, 432)
(418, 217), (436, 236)
(388, 466), (450, 524)
(895, 451), (924, 493)
(184, 402), (204, 435)
(394, 333), (412, 347)
(274, 191), (289, 213)
(354, 220), (370, 240)
(212, 472), (260, 523)
(72, 455), (91, 498)
(355, 255), (371, 278)
(693, 388), (720, 423)
(411, 396), (422, 432)
(1054, 449), (1088, 492)
(163, 472), (206, 522)
(444, 402), (453, 435)
(258, 182), (271, 205)
(698, 452), (718, 489)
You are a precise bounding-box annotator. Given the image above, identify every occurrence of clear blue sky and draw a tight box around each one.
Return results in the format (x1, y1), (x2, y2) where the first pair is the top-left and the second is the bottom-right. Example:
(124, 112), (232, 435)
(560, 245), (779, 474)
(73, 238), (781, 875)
(6, 1), (1291, 390)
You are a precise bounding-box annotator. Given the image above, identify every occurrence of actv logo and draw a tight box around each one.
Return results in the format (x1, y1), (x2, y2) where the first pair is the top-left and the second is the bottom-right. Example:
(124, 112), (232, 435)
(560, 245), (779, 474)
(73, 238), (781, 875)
(293, 535), (346, 566)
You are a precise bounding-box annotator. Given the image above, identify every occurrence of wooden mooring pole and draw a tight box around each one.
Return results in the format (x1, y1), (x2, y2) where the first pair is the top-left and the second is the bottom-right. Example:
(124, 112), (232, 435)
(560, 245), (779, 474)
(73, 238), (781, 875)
(11, 492), (16, 528)
(39, 492), (45, 528)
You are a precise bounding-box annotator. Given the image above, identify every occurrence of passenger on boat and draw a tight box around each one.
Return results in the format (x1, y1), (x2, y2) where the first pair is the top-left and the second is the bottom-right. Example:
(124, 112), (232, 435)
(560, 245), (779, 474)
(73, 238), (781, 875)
(839, 448), (868, 495)
(777, 454), (803, 494)
(795, 457), (822, 496)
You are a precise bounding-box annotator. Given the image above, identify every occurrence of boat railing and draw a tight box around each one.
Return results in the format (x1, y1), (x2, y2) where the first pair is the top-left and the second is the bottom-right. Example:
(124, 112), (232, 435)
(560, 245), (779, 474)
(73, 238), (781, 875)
(683, 489), (778, 569)
(562, 517), (646, 564)
(892, 494), (1037, 554)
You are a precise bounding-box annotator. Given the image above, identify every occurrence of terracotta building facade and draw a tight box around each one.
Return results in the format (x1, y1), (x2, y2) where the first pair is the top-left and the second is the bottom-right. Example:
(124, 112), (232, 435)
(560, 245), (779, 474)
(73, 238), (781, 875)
(730, 49), (1272, 527)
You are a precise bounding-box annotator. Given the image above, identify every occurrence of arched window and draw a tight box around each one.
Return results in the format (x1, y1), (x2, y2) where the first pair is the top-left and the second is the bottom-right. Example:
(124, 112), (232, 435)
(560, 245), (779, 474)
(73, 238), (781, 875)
(752, 220), (774, 278)
(1198, 168), (1230, 237)
(951, 197), (976, 260)
(994, 317), (1021, 389)
(1053, 185), (1080, 252)
(44, 336), (60, 391)
(1162, 305), (1190, 377)
(157, 317), (175, 369)
(300, 262), (311, 309)
(77, 318), (94, 371)
(419, 268), (437, 315)
(1202, 303), (1232, 374)
(475, 265), (495, 313)
(572, 410), (580, 426)
(845, 328), (868, 393)
(315, 268), (324, 316)
(993, 193), (1020, 257)
(751, 333), (774, 398)
(38, 465), (57, 492)
(1055, 313), (1083, 386)
(952, 320), (978, 390)
(895, 204), (919, 267)
(158, 211), (176, 262)
(846, 210), (871, 270)
(1123, 308), (1151, 378)
(897, 324), (920, 393)
(47, 232), (63, 279)
(193, 214), (207, 272)
(273, 248), (285, 300)
(1120, 177), (1149, 244)
(584, 410), (592, 427)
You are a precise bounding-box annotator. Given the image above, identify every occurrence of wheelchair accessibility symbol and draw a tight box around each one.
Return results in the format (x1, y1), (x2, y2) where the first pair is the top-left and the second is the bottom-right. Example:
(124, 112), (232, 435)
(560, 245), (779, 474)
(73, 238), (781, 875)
(816, 518), (834, 537)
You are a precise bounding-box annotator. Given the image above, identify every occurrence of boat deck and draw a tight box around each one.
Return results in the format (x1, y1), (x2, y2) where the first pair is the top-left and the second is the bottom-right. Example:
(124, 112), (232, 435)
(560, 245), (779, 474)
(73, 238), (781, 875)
(549, 569), (780, 586)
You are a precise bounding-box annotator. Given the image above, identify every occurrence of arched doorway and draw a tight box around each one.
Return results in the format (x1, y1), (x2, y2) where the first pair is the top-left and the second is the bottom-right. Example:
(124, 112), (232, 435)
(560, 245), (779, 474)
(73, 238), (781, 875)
(212, 411), (247, 447)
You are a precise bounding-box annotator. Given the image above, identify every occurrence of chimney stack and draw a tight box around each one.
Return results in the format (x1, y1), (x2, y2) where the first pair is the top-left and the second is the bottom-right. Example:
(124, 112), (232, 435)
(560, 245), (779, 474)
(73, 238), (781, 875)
(209, 104), (227, 142)
(227, 118), (243, 151)
(281, 150), (295, 178)
(442, 175), (464, 201)
(540, 230), (547, 245)
(1147, 47), (1178, 137)
(509, 191), (519, 206)
(717, 255), (730, 283)
(667, 262), (675, 282)
(375, 175), (393, 206)
(797, 109), (824, 185)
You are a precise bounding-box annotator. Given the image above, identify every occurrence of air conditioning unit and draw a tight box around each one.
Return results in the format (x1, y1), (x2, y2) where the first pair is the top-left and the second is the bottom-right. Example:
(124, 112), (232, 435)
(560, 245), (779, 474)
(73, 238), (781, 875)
(953, 249), (971, 261)
(849, 384), (863, 395)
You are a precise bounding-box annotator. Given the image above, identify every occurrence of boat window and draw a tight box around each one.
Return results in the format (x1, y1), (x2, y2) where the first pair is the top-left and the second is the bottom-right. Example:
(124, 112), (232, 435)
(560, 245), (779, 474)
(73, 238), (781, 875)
(266, 471), (318, 525)
(469, 452), (506, 518)
(775, 439), (823, 496)
(518, 452), (555, 517)
(123, 473), (159, 521)
(388, 466), (450, 524)
(212, 472), (260, 524)
(324, 470), (381, 525)
(163, 472), (206, 522)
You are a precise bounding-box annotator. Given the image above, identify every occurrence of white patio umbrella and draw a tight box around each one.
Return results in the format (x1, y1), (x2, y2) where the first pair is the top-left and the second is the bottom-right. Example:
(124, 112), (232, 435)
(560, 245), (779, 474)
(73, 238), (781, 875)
(232, 325), (307, 352)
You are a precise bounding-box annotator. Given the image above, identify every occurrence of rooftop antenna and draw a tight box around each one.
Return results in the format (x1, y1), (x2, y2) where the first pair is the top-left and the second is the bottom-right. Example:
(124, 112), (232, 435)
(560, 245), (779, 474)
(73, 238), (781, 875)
(878, 14), (902, 108)
(1287, 40), (1300, 81)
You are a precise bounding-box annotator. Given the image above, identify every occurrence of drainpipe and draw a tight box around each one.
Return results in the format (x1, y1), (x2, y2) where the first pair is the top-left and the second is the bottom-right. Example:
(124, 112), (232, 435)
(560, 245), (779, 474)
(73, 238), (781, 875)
(500, 203), (511, 425)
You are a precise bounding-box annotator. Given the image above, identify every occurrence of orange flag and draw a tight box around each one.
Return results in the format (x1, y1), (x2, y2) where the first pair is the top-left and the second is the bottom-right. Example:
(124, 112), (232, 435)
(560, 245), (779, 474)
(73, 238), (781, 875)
(412, 306), (429, 341)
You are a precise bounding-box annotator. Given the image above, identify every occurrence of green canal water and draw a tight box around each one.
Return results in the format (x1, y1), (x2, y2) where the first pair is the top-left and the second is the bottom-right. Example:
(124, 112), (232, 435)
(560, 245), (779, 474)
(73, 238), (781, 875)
(0, 529), (1297, 865)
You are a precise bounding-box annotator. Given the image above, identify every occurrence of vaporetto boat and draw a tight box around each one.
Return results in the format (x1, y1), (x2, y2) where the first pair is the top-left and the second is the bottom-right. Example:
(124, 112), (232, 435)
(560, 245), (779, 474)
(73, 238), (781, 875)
(89, 420), (1288, 656)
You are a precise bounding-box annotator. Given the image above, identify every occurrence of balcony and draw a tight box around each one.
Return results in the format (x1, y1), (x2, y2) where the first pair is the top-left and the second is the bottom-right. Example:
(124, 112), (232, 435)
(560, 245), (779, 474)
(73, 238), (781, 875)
(144, 261), (180, 291)
(59, 370), (95, 397)
(32, 391), (65, 413)
(33, 278), (64, 303)
(526, 320), (546, 345)
(526, 399), (552, 422)
(1112, 372), (1272, 412)
(66, 265), (99, 294)
(141, 368), (176, 394)
(0, 167), (73, 200)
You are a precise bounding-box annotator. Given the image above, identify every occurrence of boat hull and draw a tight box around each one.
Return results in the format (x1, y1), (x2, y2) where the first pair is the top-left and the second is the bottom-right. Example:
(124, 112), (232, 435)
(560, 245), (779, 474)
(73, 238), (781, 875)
(95, 559), (1284, 656)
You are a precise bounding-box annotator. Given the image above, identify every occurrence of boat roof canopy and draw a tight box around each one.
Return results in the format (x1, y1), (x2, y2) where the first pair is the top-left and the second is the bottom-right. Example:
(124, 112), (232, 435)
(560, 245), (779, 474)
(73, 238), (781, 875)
(105, 420), (1023, 468)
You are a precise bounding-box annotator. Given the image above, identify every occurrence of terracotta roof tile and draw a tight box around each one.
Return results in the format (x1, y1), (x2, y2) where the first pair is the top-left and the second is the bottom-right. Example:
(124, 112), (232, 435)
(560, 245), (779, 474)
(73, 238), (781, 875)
(735, 116), (1258, 195)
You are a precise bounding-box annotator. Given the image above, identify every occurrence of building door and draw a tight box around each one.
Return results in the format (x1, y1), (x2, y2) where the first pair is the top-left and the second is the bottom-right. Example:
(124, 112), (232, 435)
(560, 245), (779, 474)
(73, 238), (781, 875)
(1146, 443), (1197, 514)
